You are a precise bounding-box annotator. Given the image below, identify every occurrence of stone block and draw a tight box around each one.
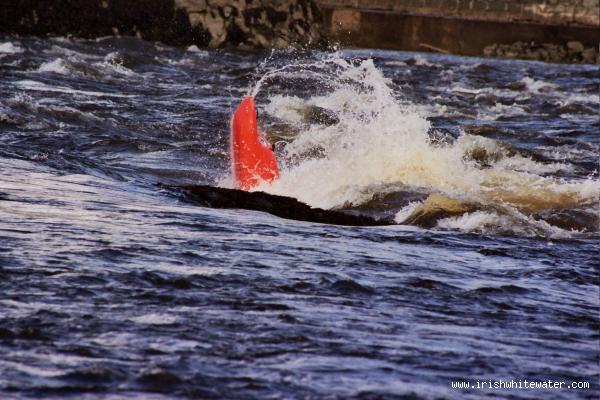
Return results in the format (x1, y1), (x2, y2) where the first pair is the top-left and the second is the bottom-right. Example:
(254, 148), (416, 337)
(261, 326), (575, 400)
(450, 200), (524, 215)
(582, 0), (598, 8)
(581, 47), (598, 63)
(175, 0), (208, 12)
(486, 0), (507, 13)
(574, 6), (600, 25)
(188, 11), (205, 27)
(567, 40), (584, 52)
(209, 0), (234, 7)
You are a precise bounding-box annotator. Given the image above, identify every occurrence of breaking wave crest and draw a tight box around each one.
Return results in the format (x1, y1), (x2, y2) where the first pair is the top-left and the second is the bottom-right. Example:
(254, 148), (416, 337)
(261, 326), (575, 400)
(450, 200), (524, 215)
(36, 52), (136, 77)
(250, 54), (599, 237)
(0, 41), (24, 54)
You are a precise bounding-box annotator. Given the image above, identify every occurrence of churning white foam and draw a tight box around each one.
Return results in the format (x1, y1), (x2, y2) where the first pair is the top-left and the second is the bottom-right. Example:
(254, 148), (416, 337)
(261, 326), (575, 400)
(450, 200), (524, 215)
(37, 59), (71, 74)
(435, 210), (571, 238)
(101, 52), (137, 76)
(0, 42), (24, 54)
(251, 55), (598, 222)
(186, 45), (208, 56)
(242, 54), (600, 236)
(412, 55), (436, 67)
(129, 313), (178, 325)
(34, 52), (137, 78)
(15, 79), (136, 98)
(520, 77), (558, 93)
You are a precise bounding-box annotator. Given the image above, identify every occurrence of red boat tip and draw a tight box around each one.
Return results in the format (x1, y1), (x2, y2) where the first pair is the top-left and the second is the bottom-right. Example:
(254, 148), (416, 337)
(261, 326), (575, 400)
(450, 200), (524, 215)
(230, 96), (279, 191)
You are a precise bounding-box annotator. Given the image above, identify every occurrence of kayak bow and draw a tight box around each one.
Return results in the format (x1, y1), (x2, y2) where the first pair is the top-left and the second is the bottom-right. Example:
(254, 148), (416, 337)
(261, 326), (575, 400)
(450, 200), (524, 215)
(230, 96), (279, 190)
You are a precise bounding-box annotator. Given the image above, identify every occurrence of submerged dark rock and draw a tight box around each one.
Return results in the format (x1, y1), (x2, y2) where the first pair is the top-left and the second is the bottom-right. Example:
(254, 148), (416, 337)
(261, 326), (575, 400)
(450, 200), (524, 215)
(300, 105), (339, 125)
(165, 184), (389, 226)
(483, 41), (599, 64)
(534, 208), (600, 233)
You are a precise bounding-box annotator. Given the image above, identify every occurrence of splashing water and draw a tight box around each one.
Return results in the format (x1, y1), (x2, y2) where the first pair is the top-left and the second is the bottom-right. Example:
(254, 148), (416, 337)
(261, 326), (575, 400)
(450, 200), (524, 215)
(249, 53), (599, 236)
(2, 38), (599, 399)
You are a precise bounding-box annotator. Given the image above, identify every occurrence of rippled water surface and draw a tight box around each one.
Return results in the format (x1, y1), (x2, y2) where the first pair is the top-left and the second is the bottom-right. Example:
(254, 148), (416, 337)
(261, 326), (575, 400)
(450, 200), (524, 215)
(0, 37), (598, 399)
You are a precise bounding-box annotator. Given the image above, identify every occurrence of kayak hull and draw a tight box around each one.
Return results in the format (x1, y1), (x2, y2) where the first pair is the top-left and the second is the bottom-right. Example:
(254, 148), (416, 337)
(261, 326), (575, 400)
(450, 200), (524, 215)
(230, 96), (279, 190)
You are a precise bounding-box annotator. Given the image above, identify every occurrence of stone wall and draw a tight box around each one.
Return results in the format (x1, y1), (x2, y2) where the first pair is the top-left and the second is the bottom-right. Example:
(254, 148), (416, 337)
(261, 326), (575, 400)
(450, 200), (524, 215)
(2, 0), (597, 61)
(317, 0), (600, 26)
(318, 0), (599, 63)
(0, 0), (324, 49)
(322, 7), (600, 63)
(176, 0), (323, 48)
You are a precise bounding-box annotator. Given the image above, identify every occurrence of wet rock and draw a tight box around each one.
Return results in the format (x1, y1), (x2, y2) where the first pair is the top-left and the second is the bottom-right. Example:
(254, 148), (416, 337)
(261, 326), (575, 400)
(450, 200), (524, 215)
(264, 105), (338, 143)
(566, 41), (584, 53)
(534, 208), (599, 232)
(163, 184), (388, 226)
(17, 326), (50, 341)
(463, 125), (506, 138)
(138, 367), (183, 388)
(484, 41), (598, 64)
(300, 105), (339, 125)
(0, 327), (15, 339)
(277, 313), (298, 323)
(581, 47), (599, 64)
(344, 188), (429, 221)
(331, 279), (374, 294)
(141, 271), (193, 289)
(504, 81), (528, 91)
(65, 345), (98, 357)
(264, 122), (302, 142)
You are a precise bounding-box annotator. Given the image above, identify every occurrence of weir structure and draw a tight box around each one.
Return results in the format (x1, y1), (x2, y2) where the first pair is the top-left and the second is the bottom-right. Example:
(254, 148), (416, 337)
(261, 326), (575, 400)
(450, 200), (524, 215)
(1, 0), (598, 62)
(317, 0), (600, 62)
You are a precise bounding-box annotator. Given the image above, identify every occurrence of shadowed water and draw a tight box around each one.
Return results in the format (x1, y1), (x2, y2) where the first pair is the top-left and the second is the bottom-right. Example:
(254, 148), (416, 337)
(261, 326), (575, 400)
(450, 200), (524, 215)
(0, 36), (598, 399)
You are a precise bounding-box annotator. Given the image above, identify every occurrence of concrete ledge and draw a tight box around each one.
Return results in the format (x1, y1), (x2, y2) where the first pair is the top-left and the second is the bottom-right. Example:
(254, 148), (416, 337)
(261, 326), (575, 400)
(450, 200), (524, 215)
(317, 0), (600, 27)
(323, 7), (600, 61)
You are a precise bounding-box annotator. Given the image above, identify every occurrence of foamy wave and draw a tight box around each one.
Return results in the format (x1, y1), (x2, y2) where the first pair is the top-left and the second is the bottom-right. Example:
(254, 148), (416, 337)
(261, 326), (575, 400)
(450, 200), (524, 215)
(0, 42), (24, 54)
(44, 45), (101, 60)
(37, 59), (71, 74)
(412, 55), (436, 67)
(263, 95), (306, 123)
(393, 202), (422, 224)
(16, 79), (136, 98)
(485, 102), (527, 119)
(455, 135), (573, 174)
(435, 210), (570, 238)
(129, 313), (178, 325)
(186, 45), (208, 56)
(249, 54), (599, 236)
(520, 77), (558, 93)
(34, 53), (137, 78)
(384, 60), (408, 67)
(450, 86), (486, 95)
(99, 52), (137, 76)
(561, 92), (600, 106)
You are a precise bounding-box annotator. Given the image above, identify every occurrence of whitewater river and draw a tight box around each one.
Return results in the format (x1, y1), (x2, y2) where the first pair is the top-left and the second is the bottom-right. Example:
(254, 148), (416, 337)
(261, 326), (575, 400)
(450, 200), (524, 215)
(0, 37), (598, 399)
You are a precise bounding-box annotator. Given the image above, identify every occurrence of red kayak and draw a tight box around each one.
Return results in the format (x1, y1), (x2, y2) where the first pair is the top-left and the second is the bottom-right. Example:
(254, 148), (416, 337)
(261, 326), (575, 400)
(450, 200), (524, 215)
(230, 96), (279, 190)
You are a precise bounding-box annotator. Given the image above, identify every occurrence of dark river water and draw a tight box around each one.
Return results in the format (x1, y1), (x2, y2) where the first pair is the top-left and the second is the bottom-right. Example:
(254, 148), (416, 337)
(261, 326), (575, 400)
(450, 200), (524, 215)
(0, 36), (598, 399)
